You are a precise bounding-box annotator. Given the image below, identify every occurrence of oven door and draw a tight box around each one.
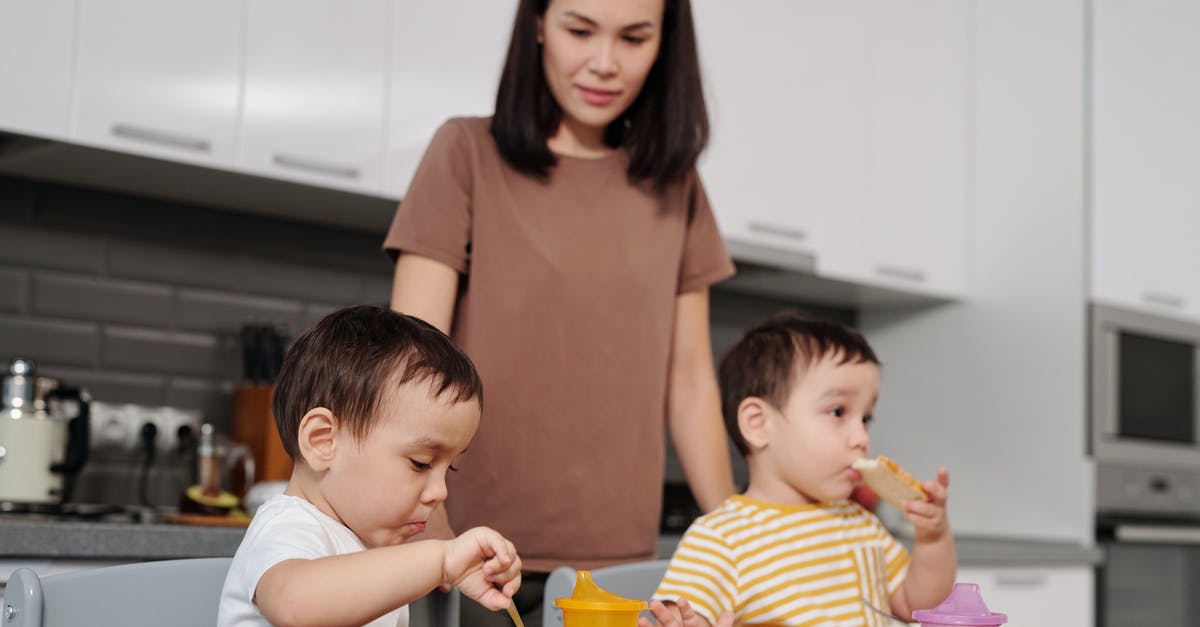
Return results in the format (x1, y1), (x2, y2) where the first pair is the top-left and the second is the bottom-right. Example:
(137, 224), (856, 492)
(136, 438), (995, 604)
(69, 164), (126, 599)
(1098, 521), (1200, 625)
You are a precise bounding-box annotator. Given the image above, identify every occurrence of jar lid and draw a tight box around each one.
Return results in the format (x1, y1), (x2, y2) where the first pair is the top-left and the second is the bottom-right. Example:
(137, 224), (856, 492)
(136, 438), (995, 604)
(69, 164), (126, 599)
(912, 583), (1007, 626)
(554, 570), (648, 613)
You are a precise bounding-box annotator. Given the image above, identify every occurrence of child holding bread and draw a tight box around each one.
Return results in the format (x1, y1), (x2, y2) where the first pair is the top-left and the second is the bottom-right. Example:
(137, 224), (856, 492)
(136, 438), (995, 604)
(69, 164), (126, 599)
(218, 305), (521, 627)
(644, 311), (955, 627)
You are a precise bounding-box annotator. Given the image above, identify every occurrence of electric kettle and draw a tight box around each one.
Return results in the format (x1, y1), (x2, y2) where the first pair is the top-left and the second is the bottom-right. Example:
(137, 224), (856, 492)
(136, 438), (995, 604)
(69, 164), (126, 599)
(0, 359), (91, 504)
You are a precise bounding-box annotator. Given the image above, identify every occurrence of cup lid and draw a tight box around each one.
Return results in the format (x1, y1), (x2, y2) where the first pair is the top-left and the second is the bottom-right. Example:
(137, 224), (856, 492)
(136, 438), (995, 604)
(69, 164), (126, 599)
(912, 583), (1007, 626)
(554, 570), (648, 613)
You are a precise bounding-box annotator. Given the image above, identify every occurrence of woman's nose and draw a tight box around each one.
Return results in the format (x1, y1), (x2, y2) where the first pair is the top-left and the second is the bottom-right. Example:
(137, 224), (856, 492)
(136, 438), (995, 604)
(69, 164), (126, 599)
(588, 40), (618, 76)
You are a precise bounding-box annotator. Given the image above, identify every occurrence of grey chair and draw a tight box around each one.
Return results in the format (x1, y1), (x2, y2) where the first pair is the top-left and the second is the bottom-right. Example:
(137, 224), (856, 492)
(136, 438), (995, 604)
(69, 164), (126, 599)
(542, 559), (671, 627)
(3, 557), (232, 627)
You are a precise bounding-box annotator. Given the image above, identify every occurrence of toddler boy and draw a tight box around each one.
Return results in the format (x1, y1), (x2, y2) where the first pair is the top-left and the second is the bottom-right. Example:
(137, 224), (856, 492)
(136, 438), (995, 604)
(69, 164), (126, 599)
(645, 311), (954, 627)
(219, 305), (521, 626)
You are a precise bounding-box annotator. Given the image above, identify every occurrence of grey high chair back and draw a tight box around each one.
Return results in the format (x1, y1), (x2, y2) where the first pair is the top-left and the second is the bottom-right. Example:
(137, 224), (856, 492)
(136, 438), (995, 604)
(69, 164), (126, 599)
(3, 557), (232, 627)
(541, 559), (670, 627)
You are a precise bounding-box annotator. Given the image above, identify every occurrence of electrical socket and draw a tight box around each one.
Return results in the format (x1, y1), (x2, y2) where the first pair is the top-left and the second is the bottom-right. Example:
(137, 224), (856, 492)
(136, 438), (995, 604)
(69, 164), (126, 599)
(91, 402), (203, 453)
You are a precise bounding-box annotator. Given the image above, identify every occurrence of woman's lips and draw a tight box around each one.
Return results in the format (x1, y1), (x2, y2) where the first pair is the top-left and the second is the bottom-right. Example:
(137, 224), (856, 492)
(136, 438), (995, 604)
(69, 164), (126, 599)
(578, 85), (619, 106)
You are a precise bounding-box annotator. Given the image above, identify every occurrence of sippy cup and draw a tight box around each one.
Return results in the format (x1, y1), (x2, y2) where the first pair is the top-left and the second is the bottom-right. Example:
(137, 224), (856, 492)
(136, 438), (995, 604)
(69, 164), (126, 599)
(912, 583), (1007, 627)
(555, 570), (648, 627)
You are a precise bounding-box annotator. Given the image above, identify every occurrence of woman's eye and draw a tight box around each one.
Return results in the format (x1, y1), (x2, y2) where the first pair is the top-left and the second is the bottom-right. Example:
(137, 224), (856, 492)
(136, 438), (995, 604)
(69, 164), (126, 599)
(409, 459), (432, 471)
(623, 35), (647, 44)
(568, 28), (590, 37)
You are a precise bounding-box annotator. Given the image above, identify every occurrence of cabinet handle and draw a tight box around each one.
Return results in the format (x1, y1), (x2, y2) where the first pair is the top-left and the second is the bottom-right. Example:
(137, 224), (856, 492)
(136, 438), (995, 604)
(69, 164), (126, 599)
(111, 124), (211, 152)
(272, 154), (360, 179)
(1142, 291), (1185, 309)
(1114, 523), (1200, 544)
(875, 264), (926, 283)
(747, 221), (806, 241)
(994, 573), (1047, 588)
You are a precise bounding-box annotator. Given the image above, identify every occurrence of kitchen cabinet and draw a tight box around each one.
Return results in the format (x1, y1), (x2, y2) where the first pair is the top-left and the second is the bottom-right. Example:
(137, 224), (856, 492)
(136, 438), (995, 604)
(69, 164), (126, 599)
(0, 0), (75, 140)
(71, 0), (243, 168)
(1091, 0), (1200, 322)
(693, 0), (969, 299)
(384, 1), (514, 199)
(956, 566), (1093, 626)
(240, 0), (390, 194)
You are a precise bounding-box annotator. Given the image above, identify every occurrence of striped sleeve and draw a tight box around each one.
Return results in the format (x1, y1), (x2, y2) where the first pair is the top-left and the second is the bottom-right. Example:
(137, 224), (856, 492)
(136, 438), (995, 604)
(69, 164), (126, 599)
(652, 520), (738, 624)
(876, 519), (911, 595)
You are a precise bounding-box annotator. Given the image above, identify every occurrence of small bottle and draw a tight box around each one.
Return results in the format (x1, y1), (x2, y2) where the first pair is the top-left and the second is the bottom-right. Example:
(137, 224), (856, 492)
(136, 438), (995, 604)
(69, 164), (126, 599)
(197, 423), (219, 496)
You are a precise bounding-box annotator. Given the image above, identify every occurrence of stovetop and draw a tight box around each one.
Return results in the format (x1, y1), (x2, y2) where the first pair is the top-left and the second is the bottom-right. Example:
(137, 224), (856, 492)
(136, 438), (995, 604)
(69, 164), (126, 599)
(0, 502), (163, 524)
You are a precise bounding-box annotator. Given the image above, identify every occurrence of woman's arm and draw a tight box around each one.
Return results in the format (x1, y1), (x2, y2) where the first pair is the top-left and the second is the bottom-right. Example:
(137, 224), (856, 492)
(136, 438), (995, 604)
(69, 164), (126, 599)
(390, 253), (460, 334)
(666, 289), (736, 512)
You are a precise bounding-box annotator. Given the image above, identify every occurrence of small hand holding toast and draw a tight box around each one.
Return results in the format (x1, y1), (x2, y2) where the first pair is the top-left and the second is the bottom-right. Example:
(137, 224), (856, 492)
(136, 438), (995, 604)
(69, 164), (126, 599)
(852, 455), (929, 511)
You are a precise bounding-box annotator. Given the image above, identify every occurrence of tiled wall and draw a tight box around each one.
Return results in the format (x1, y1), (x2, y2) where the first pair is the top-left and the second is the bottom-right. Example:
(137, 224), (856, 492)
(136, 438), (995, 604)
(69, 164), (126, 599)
(0, 174), (395, 432)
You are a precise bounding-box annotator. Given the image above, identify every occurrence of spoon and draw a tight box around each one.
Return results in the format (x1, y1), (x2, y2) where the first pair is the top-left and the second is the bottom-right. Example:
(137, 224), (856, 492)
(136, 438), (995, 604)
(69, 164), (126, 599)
(506, 603), (525, 627)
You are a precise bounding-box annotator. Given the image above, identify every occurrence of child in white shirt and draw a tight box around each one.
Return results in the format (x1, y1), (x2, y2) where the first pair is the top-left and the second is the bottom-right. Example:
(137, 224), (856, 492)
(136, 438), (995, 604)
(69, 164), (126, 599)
(219, 305), (521, 627)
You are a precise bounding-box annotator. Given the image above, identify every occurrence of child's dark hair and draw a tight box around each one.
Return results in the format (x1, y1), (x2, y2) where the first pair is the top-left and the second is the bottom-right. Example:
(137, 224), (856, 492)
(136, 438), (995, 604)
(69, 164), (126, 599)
(492, 0), (708, 188)
(272, 305), (483, 460)
(718, 311), (879, 456)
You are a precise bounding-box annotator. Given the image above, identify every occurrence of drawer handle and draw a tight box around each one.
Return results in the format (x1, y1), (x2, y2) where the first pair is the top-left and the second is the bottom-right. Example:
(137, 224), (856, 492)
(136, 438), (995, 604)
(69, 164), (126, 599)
(747, 221), (806, 241)
(1142, 291), (1185, 309)
(111, 124), (211, 152)
(272, 153), (360, 179)
(875, 264), (926, 283)
(994, 573), (1047, 587)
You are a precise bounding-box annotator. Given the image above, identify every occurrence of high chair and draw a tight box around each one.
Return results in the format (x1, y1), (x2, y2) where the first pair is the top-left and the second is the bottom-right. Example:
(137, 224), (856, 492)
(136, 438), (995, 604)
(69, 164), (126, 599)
(2, 557), (232, 627)
(541, 559), (670, 627)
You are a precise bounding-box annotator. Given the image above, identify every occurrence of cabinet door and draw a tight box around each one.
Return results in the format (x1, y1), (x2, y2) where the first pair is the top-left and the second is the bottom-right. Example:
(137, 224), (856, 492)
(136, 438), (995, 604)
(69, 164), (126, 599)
(0, 0), (75, 139)
(693, 0), (849, 263)
(72, 0), (242, 167)
(384, 2), (514, 199)
(821, 0), (970, 298)
(956, 566), (1093, 627)
(240, 0), (389, 193)
(1091, 0), (1200, 320)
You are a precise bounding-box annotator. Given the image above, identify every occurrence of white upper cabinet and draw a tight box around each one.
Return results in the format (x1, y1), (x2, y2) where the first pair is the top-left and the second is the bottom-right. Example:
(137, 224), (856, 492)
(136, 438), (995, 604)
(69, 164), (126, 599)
(822, 0), (970, 297)
(72, 0), (242, 168)
(240, 0), (390, 194)
(1092, 0), (1200, 321)
(0, 0), (75, 139)
(384, 2), (514, 199)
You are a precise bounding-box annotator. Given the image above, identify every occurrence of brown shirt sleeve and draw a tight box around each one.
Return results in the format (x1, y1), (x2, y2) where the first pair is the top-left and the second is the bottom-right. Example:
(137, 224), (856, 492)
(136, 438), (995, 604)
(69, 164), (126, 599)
(678, 172), (736, 294)
(383, 118), (475, 273)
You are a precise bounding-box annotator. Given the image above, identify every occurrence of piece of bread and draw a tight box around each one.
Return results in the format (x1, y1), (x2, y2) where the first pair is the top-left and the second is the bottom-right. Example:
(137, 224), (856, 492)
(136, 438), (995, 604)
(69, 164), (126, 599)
(851, 455), (929, 511)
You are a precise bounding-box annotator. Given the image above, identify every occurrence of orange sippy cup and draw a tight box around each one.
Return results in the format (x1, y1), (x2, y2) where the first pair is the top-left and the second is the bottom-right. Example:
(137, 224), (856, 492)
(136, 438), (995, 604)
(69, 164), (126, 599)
(554, 570), (649, 627)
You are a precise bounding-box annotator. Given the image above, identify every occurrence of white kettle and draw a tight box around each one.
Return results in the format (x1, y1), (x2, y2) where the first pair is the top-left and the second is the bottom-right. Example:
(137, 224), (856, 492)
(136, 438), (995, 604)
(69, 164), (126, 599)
(0, 359), (90, 504)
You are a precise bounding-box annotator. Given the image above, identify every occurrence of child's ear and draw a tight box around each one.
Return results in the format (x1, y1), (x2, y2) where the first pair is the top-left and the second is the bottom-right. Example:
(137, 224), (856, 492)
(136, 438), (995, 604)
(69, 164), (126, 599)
(738, 397), (771, 452)
(296, 407), (339, 471)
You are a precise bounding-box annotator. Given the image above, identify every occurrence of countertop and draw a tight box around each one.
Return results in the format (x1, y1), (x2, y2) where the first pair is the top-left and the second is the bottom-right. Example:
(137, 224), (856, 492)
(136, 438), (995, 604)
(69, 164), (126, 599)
(0, 519), (1100, 567)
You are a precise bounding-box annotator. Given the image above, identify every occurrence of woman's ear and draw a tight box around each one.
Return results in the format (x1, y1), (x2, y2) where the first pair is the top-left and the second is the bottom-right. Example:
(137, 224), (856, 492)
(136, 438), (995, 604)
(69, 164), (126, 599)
(536, 15), (545, 44)
(737, 397), (772, 452)
(296, 407), (338, 472)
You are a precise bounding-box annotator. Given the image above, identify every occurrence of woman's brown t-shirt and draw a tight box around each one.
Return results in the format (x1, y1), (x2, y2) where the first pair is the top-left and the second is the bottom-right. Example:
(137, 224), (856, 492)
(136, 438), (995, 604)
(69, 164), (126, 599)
(383, 117), (734, 571)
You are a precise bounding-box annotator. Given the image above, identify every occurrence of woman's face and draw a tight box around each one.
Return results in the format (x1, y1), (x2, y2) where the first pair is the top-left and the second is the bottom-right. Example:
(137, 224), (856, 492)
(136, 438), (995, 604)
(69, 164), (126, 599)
(538, 0), (665, 147)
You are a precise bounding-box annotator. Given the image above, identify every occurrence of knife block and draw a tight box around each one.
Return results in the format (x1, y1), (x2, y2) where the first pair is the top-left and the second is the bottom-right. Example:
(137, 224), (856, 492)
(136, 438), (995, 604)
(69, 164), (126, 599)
(232, 385), (292, 483)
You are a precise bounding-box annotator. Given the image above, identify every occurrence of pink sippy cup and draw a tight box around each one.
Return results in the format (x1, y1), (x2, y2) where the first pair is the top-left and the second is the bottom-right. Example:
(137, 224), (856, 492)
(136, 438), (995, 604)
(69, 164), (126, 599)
(911, 583), (1007, 627)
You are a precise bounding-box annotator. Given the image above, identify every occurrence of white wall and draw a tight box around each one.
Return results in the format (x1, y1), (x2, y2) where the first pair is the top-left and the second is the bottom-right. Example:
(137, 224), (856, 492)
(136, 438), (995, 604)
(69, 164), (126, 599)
(860, 0), (1093, 545)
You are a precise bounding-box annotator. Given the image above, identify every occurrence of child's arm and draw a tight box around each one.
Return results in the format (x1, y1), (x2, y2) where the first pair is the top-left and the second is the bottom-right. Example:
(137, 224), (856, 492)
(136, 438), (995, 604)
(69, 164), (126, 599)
(639, 598), (734, 627)
(254, 526), (520, 627)
(889, 466), (956, 621)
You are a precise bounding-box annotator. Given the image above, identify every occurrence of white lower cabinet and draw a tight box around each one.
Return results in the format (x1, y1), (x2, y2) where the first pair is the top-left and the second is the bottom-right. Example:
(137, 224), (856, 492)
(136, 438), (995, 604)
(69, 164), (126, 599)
(956, 565), (1093, 626)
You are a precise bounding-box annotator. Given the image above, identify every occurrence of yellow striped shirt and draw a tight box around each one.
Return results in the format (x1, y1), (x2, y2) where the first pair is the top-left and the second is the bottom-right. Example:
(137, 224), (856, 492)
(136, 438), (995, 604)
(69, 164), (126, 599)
(653, 495), (910, 626)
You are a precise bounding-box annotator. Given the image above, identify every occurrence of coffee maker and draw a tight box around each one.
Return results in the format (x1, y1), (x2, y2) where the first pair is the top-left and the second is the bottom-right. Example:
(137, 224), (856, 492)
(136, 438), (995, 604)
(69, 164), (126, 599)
(0, 359), (90, 504)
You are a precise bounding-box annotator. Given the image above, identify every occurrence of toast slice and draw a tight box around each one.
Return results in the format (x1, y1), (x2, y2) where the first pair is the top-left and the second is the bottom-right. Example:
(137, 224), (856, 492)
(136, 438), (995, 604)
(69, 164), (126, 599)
(851, 455), (929, 511)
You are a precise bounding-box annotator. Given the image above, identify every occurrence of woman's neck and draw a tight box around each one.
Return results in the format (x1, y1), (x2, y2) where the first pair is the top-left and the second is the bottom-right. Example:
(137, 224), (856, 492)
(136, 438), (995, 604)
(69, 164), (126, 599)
(548, 120), (615, 159)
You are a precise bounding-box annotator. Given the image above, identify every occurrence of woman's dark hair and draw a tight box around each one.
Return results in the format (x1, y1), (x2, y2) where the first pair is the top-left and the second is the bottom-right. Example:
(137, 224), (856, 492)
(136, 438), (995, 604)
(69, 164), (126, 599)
(272, 305), (483, 461)
(718, 311), (880, 456)
(492, 0), (708, 188)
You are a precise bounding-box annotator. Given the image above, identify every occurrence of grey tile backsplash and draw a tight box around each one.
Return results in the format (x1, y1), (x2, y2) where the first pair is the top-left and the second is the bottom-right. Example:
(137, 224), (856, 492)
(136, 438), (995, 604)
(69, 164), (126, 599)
(0, 173), (853, 488)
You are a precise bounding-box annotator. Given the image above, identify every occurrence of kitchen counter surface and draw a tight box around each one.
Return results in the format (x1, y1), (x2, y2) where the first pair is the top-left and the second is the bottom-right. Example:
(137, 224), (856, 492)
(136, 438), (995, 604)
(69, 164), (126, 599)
(0, 518), (244, 560)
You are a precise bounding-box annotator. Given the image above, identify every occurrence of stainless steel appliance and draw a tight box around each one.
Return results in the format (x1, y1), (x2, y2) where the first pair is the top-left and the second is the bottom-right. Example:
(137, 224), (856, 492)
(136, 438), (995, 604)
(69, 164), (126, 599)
(1091, 304), (1200, 625)
(0, 359), (90, 504)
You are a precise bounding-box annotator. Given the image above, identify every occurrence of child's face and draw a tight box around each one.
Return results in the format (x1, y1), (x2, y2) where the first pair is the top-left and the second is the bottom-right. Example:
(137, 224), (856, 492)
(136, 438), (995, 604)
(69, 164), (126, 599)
(764, 353), (879, 504)
(323, 380), (480, 549)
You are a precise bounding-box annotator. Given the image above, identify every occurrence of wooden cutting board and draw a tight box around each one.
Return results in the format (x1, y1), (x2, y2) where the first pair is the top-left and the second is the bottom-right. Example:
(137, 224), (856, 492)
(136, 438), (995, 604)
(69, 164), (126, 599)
(163, 512), (251, 527)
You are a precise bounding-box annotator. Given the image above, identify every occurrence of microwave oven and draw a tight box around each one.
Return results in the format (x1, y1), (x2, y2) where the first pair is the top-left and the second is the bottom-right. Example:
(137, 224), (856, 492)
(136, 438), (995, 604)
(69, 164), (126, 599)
(1091, 303), (1200, 517)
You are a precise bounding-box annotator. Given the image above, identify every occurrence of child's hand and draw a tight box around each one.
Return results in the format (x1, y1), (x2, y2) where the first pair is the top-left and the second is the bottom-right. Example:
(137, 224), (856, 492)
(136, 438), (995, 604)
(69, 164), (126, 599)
(904, 465), (951, 544)
(443, 526), (522, 611)
(637, 598), (734, 627)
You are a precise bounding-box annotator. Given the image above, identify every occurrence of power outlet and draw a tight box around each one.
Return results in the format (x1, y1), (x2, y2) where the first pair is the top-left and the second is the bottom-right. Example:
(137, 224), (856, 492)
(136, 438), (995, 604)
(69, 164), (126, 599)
(91, 402), (204, 453)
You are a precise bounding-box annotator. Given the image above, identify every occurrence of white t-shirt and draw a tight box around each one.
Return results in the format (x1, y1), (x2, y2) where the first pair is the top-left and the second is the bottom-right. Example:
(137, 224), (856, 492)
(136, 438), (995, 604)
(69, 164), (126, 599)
(218, 494), (408, 627)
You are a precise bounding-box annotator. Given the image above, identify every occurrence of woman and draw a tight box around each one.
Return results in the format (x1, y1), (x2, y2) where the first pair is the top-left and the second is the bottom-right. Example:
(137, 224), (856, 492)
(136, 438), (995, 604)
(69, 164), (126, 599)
(384, 0), (734, 622)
